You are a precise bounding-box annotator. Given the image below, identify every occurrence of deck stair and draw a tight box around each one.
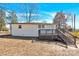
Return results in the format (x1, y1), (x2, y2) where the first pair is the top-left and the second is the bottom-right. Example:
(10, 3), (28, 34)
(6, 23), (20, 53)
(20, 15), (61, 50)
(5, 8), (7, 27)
(38, 28), (78, 48)
(57, 29), (78, 48)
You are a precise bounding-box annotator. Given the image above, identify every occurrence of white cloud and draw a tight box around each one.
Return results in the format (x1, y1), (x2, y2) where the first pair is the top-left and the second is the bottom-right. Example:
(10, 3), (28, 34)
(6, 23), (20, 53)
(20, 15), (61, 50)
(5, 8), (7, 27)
(43, 19), (53, 23)
(5, 11), (40, 18)
(16, 13), (39, 17)
(43, 11), (56, 17)
(5, 11), (10, 17)
(31, 19), (53, 23)
(52, 13), (56, 17)
(6, 24), (10, 29)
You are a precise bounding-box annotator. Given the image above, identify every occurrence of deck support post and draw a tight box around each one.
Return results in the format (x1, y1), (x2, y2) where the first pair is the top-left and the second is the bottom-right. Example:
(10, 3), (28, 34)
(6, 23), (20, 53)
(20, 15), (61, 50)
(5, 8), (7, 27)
(74, 37), (78, 48)
(32, 39), (34, 43)
(66, 45), (68, 48)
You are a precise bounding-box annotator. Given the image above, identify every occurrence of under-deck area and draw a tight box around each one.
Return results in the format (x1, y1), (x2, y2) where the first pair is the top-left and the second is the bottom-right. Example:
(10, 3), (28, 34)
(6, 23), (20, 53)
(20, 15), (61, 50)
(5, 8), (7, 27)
(38, 29), (78, 48)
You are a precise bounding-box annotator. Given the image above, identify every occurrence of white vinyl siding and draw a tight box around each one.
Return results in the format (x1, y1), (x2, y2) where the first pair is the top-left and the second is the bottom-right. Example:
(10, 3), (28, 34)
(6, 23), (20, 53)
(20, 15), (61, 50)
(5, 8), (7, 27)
(11, 24), (38, 37)
(11, 23), (57, 37)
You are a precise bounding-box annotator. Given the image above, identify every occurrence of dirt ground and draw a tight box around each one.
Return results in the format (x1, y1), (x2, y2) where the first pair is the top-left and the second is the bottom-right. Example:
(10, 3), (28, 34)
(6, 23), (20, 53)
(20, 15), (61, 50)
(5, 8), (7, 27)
(0, 36), (79, 56)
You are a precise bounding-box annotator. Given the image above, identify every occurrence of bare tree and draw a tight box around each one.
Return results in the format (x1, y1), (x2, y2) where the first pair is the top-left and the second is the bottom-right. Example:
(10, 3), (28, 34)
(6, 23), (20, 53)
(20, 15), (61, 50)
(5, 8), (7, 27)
(26, 3), (39, 23)
(10, 11), (18, 23)
(0, 9), (7, 31)
(53, 12), (67, 29)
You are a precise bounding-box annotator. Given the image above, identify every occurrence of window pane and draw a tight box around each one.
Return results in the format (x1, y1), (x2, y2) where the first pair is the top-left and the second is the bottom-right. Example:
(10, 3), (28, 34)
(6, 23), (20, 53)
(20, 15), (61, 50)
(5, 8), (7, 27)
(18, 25), (22, 29)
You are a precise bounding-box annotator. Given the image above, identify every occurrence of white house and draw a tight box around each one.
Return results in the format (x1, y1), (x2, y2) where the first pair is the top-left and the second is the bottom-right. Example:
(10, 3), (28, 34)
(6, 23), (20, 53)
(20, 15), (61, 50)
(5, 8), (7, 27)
(10, 23), (57, 37)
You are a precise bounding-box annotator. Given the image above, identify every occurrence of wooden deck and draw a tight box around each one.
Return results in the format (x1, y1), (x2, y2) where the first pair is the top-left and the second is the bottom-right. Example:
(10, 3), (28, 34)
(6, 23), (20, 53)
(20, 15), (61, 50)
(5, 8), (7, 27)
(38, 29), (58, 40)
(38, 29), (78, 48)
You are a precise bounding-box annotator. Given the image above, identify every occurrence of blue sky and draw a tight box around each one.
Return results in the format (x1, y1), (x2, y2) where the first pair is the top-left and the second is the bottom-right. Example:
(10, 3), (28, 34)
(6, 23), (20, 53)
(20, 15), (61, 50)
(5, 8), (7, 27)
(0, 3), (79, 29)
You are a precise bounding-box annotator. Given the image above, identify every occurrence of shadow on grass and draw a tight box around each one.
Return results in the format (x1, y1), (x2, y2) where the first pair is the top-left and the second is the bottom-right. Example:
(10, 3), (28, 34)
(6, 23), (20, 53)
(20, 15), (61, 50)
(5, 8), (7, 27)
(33, 38), (67, 48)
(0, 34), (33, 40)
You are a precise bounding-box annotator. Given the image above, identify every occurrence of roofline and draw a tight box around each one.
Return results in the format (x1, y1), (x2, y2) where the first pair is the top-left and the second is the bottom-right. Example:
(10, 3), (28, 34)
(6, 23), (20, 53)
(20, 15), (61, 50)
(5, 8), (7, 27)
(9, 23), (54, 25)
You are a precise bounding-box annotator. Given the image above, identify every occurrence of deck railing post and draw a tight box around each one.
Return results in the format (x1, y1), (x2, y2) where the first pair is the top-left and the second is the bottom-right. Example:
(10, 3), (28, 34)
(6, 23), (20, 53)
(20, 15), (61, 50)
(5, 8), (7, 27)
(38, 30), (40, 40)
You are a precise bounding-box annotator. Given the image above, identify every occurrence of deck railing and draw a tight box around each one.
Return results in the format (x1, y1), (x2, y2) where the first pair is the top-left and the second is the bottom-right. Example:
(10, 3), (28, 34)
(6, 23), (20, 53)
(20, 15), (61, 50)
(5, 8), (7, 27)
(38, 29), (58, 40)
(57, 29), (78, 48)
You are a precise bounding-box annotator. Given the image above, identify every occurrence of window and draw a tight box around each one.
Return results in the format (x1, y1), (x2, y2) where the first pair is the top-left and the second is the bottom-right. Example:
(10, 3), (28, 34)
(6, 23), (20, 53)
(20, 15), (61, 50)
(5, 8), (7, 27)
(42, 25), (45, 28)
(18, 25), (22, 29)
(38, 25), (41, 28)
(38, 24), (45, 28)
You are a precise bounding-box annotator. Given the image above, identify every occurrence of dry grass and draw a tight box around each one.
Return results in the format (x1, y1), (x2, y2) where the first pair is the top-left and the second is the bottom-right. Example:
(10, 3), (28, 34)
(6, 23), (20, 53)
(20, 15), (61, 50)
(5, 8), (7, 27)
(0, 31), (10, 35)
(0, 31), (79, 56)
(72, 32), (79, 37)
(0, 37), (79, 56)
